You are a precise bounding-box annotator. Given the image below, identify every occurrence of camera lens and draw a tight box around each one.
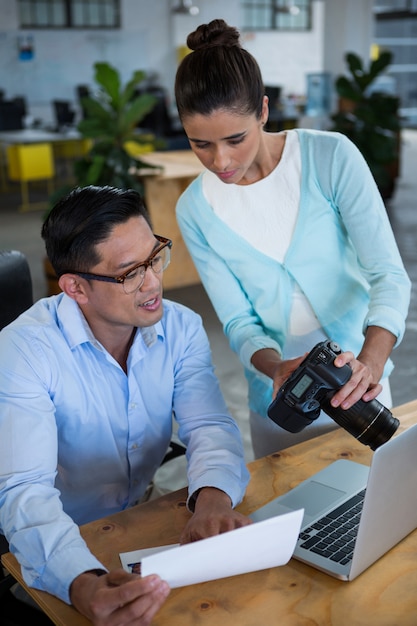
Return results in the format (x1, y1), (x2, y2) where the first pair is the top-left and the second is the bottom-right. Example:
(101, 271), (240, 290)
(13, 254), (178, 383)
(321, 396), (399, 450)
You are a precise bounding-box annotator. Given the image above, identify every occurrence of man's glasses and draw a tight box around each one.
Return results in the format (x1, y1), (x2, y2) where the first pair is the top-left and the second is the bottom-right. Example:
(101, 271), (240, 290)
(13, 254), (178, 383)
(66, 235), (172, 294)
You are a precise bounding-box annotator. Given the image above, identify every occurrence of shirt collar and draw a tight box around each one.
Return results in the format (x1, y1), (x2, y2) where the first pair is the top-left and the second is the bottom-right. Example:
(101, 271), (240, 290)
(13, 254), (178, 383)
(56, 293), (163, 352)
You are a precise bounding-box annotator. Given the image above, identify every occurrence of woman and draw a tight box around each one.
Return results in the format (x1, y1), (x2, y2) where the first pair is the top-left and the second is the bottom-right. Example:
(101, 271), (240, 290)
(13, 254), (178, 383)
(174, 19), (410, 457)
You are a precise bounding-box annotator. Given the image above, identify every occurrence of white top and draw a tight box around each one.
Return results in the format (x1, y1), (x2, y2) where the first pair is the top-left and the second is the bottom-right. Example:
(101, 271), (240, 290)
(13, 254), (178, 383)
(202, 131), (325, 354)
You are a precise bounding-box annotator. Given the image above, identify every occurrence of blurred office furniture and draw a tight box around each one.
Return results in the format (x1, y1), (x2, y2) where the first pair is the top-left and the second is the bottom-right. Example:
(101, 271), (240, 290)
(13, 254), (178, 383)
(265, 85), (282, 130)
(0, 252), (53, 625)
(0, 249), (33, 602)
(137, 150), (204, 288)
(52, 136), (91, 182)
(0, 100), (25, 131)
(12, 96), (27, 119)
(0, 249), (33, 330)
(6, 142), (55, 211)
(136, 85), (189, 150)
(137, 85), (173, 137)
(75, 84), (91, 119)
(52, 100), (76, 130)
(265, 85), (282, 109)
(264, 85), (300, 131)
(0, 128), (87, 190)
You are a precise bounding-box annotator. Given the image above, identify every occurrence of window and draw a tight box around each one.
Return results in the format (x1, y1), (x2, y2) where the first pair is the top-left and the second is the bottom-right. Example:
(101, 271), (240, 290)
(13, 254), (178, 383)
(241, 0), (312, 31)
(374, 0), (417, 126)
(374, 0), (417, 18)
(17, 0), (120, 28)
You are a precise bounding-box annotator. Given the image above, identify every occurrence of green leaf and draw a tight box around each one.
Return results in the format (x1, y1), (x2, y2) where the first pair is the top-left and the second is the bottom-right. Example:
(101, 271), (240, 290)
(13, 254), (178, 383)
(369, 50), (392, 79)
(121, 94), (158, 133)
(335, 76), (361, 101)
(346, 52), (363, 76)
(120, 69), (147, 107)
(94, 62), (121, 108)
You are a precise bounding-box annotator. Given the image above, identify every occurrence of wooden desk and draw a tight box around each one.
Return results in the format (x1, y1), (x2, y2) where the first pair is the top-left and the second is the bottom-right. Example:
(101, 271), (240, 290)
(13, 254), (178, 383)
(137, 150), (205, 290)
(3, 400), (417, 625)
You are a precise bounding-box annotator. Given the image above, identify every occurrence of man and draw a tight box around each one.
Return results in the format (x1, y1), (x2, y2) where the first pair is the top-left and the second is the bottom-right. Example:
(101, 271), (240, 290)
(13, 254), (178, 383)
(0, 186), (250, 625)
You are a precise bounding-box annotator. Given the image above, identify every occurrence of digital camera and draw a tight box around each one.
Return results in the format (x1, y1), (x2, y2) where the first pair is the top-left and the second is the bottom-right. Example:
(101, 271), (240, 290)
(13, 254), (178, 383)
(267, 340), (399, 450)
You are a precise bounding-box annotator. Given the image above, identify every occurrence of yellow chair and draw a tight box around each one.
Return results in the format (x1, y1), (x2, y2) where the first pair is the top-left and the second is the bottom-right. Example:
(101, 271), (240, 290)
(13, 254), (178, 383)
(0, 143), (8, 191)
(124, 140), (155, 158)
(52, 138), (92, 181)
(53, 137), (91, 160)
(6, 142), (55, 212)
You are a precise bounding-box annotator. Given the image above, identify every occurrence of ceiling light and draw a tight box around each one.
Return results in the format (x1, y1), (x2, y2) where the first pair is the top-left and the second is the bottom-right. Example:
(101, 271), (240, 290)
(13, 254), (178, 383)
(172, 0), (200, 15)
(276, 1), (300, 15)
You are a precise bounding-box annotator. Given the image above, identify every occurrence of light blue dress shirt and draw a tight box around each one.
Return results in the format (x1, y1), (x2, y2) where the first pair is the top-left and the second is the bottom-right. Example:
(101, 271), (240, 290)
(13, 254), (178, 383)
(0, 294), (249, 603)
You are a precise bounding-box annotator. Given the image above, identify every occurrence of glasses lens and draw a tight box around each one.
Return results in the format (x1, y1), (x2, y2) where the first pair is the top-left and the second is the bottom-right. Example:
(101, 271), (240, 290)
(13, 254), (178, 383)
(150, 245), (171, 274)
(122, 266), (146, 294)
(122, 244), (171, 294)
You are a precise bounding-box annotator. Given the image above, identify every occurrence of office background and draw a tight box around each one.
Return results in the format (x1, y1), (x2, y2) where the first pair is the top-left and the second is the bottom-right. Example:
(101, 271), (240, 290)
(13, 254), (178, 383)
(1, 0), (379, 128)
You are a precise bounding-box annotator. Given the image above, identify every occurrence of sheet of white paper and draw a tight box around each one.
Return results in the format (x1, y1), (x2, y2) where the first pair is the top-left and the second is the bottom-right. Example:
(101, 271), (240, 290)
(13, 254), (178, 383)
(120, 544), (179, 573)
(120, 509), (304, 588)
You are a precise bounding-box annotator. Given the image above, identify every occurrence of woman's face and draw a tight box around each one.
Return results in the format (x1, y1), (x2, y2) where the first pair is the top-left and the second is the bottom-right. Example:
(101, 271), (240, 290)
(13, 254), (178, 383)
(182, 99), (268, 185)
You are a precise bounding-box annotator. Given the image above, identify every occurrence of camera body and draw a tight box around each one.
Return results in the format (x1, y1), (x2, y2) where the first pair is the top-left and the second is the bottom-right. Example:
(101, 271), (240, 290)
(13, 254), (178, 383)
(267, 340), (399, 450)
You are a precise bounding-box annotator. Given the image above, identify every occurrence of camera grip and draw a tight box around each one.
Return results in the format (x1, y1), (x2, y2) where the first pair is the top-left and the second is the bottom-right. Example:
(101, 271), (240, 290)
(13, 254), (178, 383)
(267, 396), (321, 432)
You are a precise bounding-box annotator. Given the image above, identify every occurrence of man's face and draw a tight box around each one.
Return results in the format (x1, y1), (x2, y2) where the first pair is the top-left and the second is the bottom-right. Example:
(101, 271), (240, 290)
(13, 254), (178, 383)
(79, 216), (165, 331)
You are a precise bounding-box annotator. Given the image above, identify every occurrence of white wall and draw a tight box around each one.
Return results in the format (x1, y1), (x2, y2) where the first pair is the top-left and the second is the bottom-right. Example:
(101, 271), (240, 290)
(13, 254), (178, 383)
(242, 1), (324, 97)
(0, 0), (375, 125)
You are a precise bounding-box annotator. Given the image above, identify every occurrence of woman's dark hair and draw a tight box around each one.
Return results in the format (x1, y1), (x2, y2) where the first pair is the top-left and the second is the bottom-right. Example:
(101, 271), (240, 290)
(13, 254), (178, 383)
(175, 19), (264, 121)
(41, 185), (152, 277)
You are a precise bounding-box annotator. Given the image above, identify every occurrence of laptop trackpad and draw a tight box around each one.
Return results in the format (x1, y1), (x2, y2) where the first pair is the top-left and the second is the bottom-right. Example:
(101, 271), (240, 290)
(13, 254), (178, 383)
(250, 480), (346, 524)
(280, 480), (346, 517)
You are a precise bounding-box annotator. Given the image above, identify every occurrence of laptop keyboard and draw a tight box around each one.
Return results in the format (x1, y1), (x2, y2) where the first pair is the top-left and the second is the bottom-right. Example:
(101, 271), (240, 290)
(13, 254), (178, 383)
(298, 489), (366, 565)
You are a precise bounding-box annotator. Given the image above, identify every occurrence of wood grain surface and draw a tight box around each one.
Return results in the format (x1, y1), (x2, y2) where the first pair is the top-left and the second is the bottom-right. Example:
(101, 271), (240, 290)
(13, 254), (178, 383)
(3, 400), (417, 625)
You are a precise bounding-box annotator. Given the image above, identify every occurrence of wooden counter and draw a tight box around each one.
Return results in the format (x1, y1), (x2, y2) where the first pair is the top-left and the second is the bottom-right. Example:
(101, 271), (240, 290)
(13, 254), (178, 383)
(3, 399), (417, 625)
(137, 150), (205, 290)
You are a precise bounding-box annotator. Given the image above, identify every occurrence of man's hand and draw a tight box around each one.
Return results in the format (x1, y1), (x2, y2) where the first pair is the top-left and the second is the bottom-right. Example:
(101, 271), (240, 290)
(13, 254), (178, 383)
(179, 487), (251, 544)
(70, 569), (170, 626)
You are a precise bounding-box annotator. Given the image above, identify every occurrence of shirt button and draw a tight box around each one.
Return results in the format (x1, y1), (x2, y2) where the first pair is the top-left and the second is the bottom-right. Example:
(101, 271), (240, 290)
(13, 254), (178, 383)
(132, 443), (138, 449)
(130, 402), (137, 409)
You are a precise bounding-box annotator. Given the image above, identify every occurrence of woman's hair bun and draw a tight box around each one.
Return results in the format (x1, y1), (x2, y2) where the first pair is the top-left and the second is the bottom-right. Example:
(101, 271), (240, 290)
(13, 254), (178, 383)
(186, 19), (241, 51)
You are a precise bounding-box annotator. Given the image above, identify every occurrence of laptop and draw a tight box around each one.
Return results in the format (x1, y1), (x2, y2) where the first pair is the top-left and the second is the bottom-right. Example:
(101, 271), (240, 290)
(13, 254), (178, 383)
(250, 423), (417, 580)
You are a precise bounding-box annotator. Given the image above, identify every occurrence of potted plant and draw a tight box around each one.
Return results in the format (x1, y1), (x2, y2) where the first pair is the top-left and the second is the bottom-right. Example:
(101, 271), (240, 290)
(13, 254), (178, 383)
(45, 61), (161, 294)
(331, 50), (401, 200)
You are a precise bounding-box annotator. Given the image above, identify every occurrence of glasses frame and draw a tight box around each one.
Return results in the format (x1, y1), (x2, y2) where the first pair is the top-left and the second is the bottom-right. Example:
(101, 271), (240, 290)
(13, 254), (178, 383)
(64, 235), (172, 292)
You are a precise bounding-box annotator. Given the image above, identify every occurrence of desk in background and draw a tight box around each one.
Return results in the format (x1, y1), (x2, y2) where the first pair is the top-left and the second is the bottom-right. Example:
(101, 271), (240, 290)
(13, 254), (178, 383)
(3, 399), (417, 625)
(136, 150), (205, 290)
(0, 129), (89, 210)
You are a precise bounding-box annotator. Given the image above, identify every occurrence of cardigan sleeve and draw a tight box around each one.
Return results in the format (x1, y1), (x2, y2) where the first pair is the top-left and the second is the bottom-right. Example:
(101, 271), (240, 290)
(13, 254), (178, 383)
(176, 178), (284, 370)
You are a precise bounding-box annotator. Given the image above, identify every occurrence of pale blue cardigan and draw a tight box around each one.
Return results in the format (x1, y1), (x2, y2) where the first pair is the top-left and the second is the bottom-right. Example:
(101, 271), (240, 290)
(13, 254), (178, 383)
(176, 129), (411, 417)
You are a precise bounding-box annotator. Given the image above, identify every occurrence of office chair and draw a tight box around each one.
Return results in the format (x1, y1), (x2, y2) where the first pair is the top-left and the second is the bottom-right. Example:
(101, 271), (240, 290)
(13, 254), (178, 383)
(135, 85), (173, 138)
(12, 96), (27, 119)
(75, 84), (91, 120)
(0, 100), (24, 131)
(0, 250), (33, 330)
(0, 250), (33, 588)
(264, 85), (283, 131)
(52, 100), (76, 129)
(6, 142), (55, 212)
